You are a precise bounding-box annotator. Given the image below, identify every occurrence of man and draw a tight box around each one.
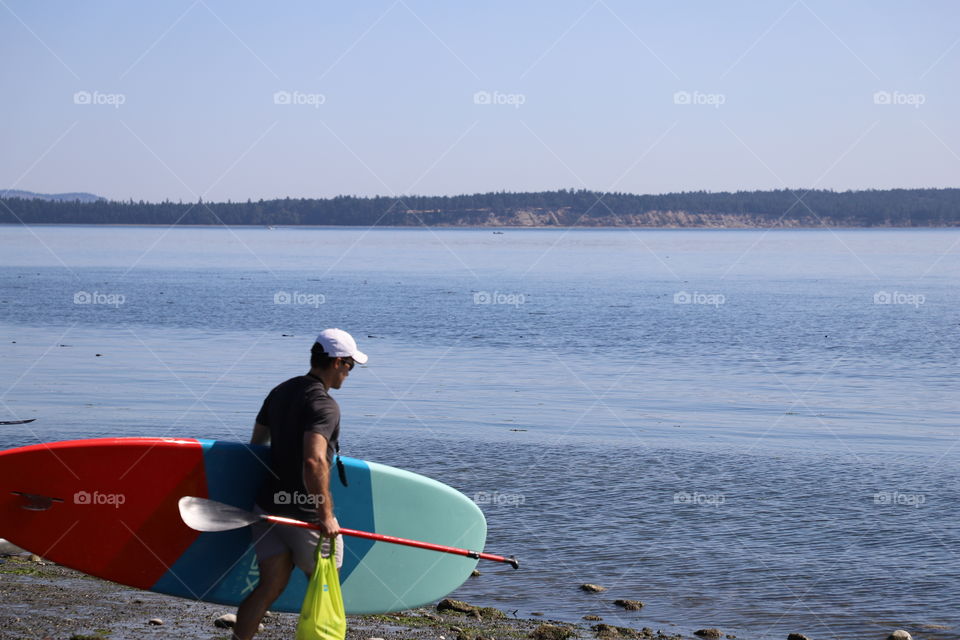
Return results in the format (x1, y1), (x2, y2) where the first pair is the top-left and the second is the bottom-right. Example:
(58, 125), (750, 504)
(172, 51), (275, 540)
(232, 328), (368, 640)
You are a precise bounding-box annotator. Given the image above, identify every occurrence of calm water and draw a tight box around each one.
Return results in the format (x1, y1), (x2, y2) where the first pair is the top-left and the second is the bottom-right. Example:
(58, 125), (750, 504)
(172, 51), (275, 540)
(1, 226), (958, 639)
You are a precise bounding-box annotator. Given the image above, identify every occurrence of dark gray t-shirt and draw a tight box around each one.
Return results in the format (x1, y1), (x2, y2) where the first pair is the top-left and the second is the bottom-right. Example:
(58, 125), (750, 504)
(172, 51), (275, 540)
(254, 374), (340, 521)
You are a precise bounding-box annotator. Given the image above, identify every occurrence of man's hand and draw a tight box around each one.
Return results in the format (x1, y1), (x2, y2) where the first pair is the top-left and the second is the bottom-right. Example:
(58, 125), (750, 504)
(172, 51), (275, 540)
(318, 514), (340, 538)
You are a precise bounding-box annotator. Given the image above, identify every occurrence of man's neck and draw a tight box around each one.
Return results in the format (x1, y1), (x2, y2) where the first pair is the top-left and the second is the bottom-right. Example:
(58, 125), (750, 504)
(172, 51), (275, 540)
(307, 367), (332, 390)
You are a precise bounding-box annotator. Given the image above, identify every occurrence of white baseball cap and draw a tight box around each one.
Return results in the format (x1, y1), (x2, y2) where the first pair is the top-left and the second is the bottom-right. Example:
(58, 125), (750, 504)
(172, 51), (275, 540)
(315, 328), (368, 364)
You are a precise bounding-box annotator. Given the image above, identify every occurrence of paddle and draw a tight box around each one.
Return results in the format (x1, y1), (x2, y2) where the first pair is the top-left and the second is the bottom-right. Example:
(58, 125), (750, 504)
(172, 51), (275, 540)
(178, 496), (519, 569)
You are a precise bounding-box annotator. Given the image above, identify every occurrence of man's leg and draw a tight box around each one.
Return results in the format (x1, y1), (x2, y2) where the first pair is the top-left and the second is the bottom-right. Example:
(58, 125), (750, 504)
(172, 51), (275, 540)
(232, 551), (294, 640)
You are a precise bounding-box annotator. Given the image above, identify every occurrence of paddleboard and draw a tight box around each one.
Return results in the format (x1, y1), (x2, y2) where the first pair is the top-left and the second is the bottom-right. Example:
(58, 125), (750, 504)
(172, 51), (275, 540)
(0, 437), (486, 613)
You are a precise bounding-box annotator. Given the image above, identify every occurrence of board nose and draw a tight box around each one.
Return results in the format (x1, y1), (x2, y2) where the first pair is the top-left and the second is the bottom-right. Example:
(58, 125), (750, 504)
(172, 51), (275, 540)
(0, 437), (209, 589)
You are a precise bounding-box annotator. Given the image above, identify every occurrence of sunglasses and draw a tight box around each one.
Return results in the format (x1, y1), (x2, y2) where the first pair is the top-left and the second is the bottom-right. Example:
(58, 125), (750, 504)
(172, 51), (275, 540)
(341, 358), (356, 371)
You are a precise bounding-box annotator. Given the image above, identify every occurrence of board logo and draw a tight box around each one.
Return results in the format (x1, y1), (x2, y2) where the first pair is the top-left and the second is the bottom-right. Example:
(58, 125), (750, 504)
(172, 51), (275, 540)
(241, 553), (260, 596)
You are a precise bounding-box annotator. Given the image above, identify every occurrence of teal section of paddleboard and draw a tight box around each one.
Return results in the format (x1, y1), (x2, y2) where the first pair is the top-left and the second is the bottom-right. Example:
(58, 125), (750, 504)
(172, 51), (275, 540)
(152, 440), (484, 614)
(340, 461), (486, 613)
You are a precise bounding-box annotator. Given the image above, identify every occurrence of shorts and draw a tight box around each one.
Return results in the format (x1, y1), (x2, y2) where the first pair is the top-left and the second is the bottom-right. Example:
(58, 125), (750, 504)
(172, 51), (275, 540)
(251, 506), (344, 575)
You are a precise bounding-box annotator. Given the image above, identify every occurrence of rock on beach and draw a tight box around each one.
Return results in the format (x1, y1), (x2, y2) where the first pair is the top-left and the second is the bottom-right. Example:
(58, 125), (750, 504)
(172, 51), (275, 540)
(214, 613), (237, 628)
(213, 613), (262, 632)
(529, 623), (575, 640)
(436, 598), (505, 620)
(592, 624), (682, 639)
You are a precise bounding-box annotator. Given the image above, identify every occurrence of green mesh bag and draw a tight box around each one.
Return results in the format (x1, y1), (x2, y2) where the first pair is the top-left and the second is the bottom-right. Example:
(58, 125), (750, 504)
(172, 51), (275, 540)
(295, 537), (346, 640)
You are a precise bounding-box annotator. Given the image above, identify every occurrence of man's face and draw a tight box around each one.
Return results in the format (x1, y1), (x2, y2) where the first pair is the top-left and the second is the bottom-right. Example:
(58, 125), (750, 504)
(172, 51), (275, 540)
(328, 357), (355, 389)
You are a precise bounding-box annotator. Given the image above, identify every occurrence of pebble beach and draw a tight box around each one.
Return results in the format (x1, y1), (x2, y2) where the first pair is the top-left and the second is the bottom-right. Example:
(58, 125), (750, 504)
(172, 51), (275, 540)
(0, 551), (924, 640)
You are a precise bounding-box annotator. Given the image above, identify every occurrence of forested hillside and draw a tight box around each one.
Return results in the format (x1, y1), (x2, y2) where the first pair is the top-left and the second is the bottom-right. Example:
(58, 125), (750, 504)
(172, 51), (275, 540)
(2, 188), (958, 227)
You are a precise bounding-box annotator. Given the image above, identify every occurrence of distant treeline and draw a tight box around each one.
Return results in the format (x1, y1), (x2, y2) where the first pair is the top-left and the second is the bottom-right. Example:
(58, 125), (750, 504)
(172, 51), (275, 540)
(2, 188), (959, 227)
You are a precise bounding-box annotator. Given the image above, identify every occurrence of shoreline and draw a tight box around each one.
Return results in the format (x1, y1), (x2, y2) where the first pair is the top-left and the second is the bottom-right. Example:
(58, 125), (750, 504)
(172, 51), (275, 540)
(3, 553), (936, 640)
(0, 555), (694, 640)
(3, 223), (960, 230)
(0, 546), (941, 640)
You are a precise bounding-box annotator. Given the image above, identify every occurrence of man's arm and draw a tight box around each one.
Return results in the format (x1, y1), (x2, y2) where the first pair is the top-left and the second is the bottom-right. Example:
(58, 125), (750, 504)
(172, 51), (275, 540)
(250, 422), (270, 446)
(303, 432), (339, 537)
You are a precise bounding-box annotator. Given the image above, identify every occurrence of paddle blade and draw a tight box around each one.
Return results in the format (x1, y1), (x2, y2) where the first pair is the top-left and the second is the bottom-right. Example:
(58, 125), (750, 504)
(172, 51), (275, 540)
(178, 496), (260, 532)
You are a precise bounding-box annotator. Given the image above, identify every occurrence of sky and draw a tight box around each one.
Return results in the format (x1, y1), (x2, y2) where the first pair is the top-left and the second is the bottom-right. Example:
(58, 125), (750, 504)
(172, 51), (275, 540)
(1, 0), (958, 202)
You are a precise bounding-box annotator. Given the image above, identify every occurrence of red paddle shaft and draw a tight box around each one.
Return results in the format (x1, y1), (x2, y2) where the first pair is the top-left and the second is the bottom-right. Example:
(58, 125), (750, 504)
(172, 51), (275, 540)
(262, 514), (519, 569)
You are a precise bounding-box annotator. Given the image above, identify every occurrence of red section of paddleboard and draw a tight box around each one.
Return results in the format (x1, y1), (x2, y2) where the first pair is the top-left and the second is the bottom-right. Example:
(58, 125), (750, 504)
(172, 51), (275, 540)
(0, 438), (207, 589)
